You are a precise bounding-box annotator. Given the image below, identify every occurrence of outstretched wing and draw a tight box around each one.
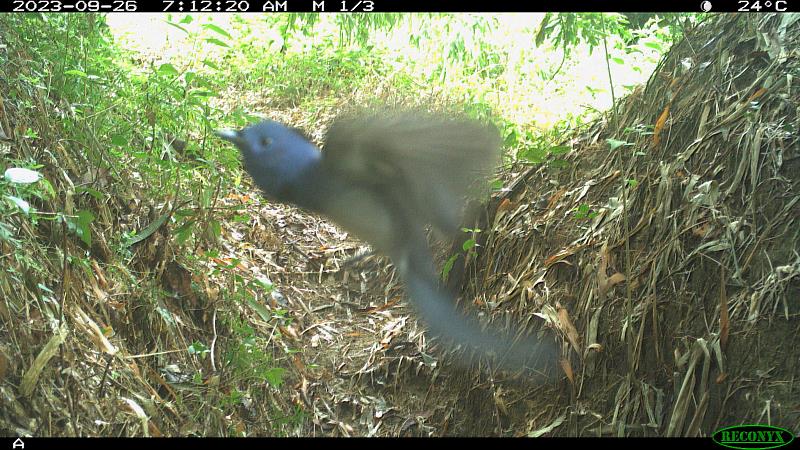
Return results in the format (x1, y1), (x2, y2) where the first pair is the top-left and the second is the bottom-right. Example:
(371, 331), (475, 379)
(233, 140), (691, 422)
(321, 109), (501, 234)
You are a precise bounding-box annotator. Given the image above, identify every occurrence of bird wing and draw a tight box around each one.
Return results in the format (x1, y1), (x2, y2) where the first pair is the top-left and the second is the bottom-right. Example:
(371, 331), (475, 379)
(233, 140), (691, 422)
(320, 110), (501, 234)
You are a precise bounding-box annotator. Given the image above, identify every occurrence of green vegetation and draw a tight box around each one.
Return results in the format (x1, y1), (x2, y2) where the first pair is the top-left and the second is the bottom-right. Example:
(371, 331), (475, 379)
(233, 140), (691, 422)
(0, 12), (689, 435)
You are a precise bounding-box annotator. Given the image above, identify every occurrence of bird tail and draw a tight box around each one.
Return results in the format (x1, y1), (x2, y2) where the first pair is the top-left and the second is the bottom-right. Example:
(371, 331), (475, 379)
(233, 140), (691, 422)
(393, 233), (559, 377)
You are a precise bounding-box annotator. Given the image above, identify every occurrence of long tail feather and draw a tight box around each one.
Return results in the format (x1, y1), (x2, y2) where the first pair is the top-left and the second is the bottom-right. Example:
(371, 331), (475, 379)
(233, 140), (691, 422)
(392, 234), (559, 377)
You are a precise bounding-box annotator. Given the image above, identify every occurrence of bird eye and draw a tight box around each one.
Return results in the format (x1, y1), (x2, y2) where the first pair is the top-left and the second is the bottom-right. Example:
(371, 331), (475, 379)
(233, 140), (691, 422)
(261, 137), (273, 148)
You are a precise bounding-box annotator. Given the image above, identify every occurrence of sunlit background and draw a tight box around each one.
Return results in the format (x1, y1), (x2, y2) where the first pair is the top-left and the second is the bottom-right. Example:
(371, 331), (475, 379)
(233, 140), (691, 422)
(106, 13), (666, 131)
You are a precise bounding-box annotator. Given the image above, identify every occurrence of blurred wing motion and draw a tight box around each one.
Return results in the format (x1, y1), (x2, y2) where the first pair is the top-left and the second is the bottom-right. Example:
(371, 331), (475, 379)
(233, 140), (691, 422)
(322, 110), (501, 234)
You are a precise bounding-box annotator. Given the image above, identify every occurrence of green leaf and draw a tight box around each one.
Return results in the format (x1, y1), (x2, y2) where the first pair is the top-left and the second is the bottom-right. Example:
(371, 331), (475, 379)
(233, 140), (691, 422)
(202, 23), (232, 39)
(188, 89), (214, 98)
(606, 138), (630, 151)
(441, 254), (460, 282)
(175, 220), (195, 244)
(535, 13), (552, 47)
(205, 38), (230, 48)
(254, 278), (274, 292)
(188, 341), (209, 356)
(174, 208), (196, 218)
(64, 69), (87, 78)
(165, 21), (189, 34)
(111, 134), (127, 146)
(573, 203), (599, 220)
(503, 127), (519, 147)
(123, 211), (170, 247)
(201, 59), (220, 70)
(264, 367), (285, 388)
(644, 41), (664, 51)
(0, 222), (15, 243)
(490, 179), (504, 191)
(247, 298), (272, 323)
(75, 209), (95, 246)
(462, 238), (477, 252)
(39, 178), (56, 199)
(157, 63), (179, 77)
(76, 186), (103, 200)
(518, 146), (547, 163)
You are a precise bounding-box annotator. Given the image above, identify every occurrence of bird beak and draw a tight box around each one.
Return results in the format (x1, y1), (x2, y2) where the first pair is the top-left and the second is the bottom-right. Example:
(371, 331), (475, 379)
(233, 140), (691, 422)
(215, 129), (243, 146)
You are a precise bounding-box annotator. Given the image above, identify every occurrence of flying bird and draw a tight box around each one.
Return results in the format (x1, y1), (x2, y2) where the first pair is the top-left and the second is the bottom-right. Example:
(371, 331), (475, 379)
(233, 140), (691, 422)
(217, 109), (557, 374)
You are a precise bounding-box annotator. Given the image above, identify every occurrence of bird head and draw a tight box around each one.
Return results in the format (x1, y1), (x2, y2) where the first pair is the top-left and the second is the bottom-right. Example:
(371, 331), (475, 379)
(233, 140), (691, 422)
(216, 120), (322, 199)
(216, 120), (303, 160)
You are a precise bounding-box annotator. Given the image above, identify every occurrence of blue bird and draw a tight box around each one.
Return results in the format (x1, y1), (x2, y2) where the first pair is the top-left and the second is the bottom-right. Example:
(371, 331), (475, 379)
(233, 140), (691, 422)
(217, 110), (557, 374)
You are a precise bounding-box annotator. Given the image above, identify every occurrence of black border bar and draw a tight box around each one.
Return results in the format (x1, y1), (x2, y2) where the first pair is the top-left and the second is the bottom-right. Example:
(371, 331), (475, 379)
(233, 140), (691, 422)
(3, 0), (794, 13)
(2, 437), (729, 447)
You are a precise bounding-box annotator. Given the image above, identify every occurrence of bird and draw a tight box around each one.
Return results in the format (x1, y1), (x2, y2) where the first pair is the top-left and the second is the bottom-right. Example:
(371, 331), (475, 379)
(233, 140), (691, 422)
(217, 109), (558, 375)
